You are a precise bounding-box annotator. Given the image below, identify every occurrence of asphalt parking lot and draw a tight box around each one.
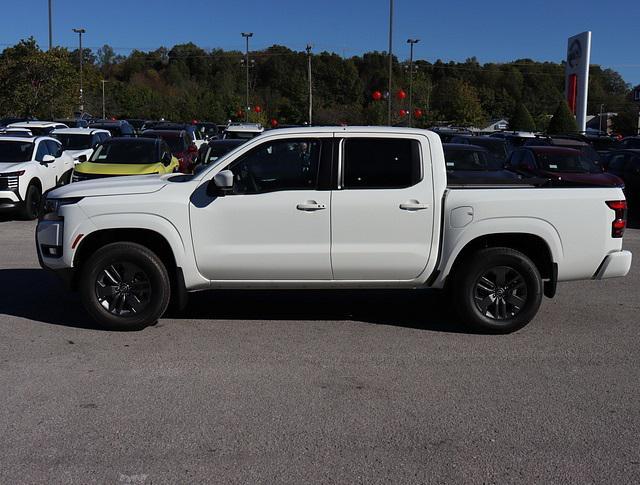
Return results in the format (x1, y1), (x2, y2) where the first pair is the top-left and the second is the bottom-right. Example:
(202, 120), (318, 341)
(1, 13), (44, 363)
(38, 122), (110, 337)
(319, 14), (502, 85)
(1, 217), (639, 484)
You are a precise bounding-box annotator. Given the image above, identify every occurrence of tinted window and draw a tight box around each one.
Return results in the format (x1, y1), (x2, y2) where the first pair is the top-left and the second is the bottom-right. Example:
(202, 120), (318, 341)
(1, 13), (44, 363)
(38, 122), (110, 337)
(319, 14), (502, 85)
(342, 138), (421, 189)
(35, 141), (49, 161)
(52, 134), (92, 150)
(46, 140), (63, 157)
(0, 141), (34, 162)
(608, 154), (626, 171)
(444, 148), (491, 171)
(226, 138), (321, 194)
(90, 141), (157, 164)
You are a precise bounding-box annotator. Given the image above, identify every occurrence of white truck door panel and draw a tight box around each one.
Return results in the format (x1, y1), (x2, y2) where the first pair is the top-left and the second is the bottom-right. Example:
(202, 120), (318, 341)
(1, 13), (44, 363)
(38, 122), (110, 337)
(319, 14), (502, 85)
(190, 136), (332, 280)
(331, 135), (435, 280)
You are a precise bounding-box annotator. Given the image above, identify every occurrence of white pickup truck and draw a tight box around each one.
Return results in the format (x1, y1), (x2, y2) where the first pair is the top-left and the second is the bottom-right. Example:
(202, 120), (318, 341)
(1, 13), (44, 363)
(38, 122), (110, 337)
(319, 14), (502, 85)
(36, 127), (632, 332)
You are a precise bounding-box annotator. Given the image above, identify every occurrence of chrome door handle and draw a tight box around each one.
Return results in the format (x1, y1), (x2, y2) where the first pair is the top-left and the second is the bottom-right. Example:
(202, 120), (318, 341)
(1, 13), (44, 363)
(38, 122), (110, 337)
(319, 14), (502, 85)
(297, 202), (326, 211)
(399, 202), (430, 211)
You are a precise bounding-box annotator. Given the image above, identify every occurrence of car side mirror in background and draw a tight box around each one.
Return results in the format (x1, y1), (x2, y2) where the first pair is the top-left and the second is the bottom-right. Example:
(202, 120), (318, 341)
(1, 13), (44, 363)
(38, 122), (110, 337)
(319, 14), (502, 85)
(161, 153), (172, 166)
(41, 155), (55, 165)
(206, 169), (234, 197)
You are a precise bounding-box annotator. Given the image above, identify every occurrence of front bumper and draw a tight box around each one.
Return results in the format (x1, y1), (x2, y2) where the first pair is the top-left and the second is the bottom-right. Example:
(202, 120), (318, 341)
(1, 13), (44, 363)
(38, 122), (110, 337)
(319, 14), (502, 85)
(594, 250), (633, 279)
(0, 190), (20, 211)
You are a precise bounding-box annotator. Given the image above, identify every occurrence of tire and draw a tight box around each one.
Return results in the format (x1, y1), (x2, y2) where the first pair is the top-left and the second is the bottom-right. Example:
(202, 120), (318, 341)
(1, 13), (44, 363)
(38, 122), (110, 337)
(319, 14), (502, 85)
(19, 183), (42, 220)
(59, 169), (72, 186)
(79, 242), (171, 330)
(451, 247), (543, 333)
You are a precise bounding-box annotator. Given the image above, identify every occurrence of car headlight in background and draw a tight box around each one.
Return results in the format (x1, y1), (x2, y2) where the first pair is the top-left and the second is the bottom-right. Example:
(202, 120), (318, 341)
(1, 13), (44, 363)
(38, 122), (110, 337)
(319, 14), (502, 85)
(40, 197), (83, 221)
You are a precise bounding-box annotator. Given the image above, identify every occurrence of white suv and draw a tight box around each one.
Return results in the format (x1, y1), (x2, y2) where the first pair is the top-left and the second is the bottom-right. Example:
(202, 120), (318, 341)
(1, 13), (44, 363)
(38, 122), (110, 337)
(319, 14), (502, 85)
(0, 135), (74, 219)
(50, 128), (111, 164)
(7, 121), (69, 136)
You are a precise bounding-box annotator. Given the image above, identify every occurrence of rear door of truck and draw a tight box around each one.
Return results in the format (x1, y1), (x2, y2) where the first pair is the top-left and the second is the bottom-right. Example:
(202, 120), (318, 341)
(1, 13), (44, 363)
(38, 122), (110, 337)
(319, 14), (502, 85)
(330, 133), (436, 280)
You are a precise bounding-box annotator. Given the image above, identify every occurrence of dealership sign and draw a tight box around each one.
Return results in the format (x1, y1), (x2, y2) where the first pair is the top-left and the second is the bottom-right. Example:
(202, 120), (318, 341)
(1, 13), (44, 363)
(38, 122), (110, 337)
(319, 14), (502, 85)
(565, 31), (591, 132)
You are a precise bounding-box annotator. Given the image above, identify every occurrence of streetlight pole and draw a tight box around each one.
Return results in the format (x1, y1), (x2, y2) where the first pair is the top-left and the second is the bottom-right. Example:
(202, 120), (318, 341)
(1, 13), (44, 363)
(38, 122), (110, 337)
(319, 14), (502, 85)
(306, 44), (313, 125)
(72, 28), (86, 114)
(101, 80), (109, 119)
(48, 0), (53, 50)
(387, 0), (394, 125)
(406, 39), (419, 127)
(241, 32), (253, 122)
(599, 104), (604, 133)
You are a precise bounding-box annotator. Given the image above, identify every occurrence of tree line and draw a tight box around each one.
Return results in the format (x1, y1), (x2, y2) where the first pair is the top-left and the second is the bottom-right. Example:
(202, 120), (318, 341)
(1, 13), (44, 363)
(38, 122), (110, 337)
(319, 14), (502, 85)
(0, 38), (637, 134)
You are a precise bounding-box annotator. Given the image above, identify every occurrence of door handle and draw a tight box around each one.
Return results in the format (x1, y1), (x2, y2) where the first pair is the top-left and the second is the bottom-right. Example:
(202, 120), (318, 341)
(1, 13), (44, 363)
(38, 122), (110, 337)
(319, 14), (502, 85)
(297, 201), (326, 211)
(399, 202), (430, 211)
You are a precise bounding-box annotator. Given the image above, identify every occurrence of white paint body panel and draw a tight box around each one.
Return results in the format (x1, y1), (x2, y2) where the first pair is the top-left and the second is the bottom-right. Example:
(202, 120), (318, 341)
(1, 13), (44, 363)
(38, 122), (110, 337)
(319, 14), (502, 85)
(36, 126), (631, 294)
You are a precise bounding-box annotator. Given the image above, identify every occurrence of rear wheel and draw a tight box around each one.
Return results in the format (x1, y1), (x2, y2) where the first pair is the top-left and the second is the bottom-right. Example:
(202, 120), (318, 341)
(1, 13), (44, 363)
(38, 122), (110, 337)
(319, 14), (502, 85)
(452, 247), (543, 333)
(19, 183), (42, 220)
(79, 242), (171, 330)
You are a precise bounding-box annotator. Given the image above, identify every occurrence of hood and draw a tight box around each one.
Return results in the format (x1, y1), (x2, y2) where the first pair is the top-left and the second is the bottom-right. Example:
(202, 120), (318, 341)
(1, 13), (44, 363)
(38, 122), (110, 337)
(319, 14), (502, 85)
(49, 174), (169, 199)
(539, 170), (624, 187)
(0, 161), (30, 173)
(74, 161), (164, 176)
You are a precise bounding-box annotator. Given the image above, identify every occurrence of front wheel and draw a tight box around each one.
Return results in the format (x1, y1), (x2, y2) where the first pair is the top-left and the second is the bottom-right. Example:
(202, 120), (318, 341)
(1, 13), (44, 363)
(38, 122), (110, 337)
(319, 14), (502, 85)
(19, 183), (42, 220)
(79, 242), (171, 330)
(451, 247), (543, 333)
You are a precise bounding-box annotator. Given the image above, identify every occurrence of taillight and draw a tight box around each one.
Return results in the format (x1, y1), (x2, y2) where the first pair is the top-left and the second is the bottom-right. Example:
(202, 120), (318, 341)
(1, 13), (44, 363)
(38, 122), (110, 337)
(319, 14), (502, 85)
(606, 200), (627, 238)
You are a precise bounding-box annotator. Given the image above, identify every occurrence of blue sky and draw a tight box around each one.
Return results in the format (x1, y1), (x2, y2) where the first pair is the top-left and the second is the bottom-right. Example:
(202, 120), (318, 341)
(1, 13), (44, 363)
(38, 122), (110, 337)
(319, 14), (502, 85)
(1, 0), (638, 85)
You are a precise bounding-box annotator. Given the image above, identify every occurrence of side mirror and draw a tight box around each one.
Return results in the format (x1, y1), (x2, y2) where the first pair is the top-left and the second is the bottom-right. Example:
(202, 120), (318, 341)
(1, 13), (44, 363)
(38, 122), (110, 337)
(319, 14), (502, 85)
(77, 154), (87, 163)
(206, 169), (234, 197)
(41, 154), (55, 164)
(161, 153), (172, 166)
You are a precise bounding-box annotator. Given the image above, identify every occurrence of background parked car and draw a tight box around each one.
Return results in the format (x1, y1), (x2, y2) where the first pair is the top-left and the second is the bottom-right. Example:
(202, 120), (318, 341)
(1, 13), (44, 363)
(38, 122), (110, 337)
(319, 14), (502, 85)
(197, 139), (245, 167)
(0, 135), (73, 219)
(223, 122), (264, 140)
(140, 129), (198, 173)
(88, 120), (136, 137)
(72, 137), (179, 182)
(7, 121), (68, 136)
(195, 122), (220, 140)
(50, 128), (111, 164)
(489, 131), (537, 153)
(443, 144), (520, 182)
(448, 135), (509, 164)
(619, 136), (640, 150)
(603, 149), (640, 203)
(524, 136), (604, 171)
(124, 119), (147, 135)
(54, 119), (89, 128)
(506, 146), (623, 187)
(142, 122), (205, 149)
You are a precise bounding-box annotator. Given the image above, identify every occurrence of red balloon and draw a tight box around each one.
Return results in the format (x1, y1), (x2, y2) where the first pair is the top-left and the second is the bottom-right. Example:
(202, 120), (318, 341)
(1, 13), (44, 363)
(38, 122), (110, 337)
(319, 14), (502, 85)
(372, 90), (383, 101)
(396, 89), (407, 100)
(191, 119), (198, 124)
(254, 105), (262, 113)
(399, 109), (408, 117)
(270, 118), (278, 128)
(413, 108), (423, 118)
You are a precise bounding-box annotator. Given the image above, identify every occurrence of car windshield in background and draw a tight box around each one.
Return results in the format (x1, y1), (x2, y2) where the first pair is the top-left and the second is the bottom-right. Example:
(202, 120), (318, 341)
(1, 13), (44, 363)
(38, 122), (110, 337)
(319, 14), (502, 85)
(142, 133), (185, 153)
(0, 141), (34, 162)
(53, 134), (93, 150)
(225, 131), (257, 140)
(536, 152), (588, 173)
(206, 143), (242, 162)
(90, 141), (156, 164)
(465, 139), (507, 164)
(444, 149), (493, 171)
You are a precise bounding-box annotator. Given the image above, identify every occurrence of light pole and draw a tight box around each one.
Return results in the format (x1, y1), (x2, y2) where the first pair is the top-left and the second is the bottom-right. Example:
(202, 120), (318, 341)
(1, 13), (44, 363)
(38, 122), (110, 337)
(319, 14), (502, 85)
(387, 0), (394, 125)
(101, 80), (109, 119)
(599, 104), (604, 133)
(306, 44), (313, 125)
(406, 38), (419, 127)
(48, 0), (53, 50)
(241, 32), (253, 122)
(72, 28), (86, 114)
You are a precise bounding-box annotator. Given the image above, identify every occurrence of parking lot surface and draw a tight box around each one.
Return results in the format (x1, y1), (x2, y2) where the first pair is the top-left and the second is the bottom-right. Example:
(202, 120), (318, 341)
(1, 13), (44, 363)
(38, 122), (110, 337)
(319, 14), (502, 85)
(1, 217), (639, 484)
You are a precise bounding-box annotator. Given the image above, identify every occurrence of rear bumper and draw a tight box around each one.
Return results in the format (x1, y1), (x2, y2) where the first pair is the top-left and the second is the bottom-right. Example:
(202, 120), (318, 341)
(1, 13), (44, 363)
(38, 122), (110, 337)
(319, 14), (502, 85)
(594, 250), (633, 279)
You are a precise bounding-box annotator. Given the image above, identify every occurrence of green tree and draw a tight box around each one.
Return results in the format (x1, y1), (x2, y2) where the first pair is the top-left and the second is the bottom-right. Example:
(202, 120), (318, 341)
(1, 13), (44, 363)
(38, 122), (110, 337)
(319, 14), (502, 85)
(612, 106), (639, 136)
(546, 100), (578, 134)
(431, 78), (485, 126)
(509, 103), (536, 131)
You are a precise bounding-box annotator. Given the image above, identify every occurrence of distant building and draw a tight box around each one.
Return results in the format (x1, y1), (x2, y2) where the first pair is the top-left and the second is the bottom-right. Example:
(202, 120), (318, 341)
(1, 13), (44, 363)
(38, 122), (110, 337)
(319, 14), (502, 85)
(632, 85), (640, 104)
(481, 118), (509, 132)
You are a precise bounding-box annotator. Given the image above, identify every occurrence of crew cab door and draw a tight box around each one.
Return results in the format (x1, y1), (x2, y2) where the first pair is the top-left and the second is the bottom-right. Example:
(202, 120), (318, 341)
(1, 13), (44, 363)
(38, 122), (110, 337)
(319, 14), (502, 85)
(190, 135), (333, 280)
(33, 140), (59, 190)
(331, 134), (435, 280)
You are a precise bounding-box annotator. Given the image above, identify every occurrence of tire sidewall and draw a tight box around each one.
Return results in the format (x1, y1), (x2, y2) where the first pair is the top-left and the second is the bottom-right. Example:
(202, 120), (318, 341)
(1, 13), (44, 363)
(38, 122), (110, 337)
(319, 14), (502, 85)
(455, 248), (543, 333)
(79, 243), (170, 330)
(21, 184), (41, 220)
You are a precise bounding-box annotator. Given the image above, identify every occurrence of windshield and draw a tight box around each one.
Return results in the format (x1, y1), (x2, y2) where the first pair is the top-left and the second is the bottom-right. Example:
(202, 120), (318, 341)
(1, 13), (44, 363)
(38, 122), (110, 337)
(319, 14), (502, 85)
(161, 136), (186, 154)
(444, 149), (495, 171)
(0, 141), (34, 162)
(206, 143), (241, 163)
(90, 141), (156, 164)
(467, 140), (507, 164)
(224, 131), (258, 140)
(52, 133), (93, 150)
(536, 152), (589, 172)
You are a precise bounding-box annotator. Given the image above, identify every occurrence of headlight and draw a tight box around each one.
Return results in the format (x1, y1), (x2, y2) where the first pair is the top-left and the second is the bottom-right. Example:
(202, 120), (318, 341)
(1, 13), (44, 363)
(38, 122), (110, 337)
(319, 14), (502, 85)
(40, 197), (83, 221)
(0, 170), (25, 177)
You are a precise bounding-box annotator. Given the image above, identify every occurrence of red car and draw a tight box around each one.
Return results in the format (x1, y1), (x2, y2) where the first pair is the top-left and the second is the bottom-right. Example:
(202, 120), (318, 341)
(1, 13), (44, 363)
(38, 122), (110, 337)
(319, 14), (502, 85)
(506, 146), (624, 187)
(141, 129), (198, 173)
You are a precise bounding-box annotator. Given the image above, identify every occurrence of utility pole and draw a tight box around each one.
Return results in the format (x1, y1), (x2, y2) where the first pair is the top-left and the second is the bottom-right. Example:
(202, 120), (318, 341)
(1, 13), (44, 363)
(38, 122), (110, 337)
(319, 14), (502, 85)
(599, 104), (604, 133)
(241, 32), (253, 122)
(101, 80), (109, 119)
(406, 39), (419, 127)
(48, 0), (53, 50)
(306, 44), (313, 125)
(387, 0), (394, 125)
(72, 28), (86, 114)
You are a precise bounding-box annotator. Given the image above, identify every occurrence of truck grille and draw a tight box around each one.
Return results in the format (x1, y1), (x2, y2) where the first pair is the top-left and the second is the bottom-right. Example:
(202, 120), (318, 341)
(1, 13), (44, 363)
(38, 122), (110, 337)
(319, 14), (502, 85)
(0, 176), (19, 191)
